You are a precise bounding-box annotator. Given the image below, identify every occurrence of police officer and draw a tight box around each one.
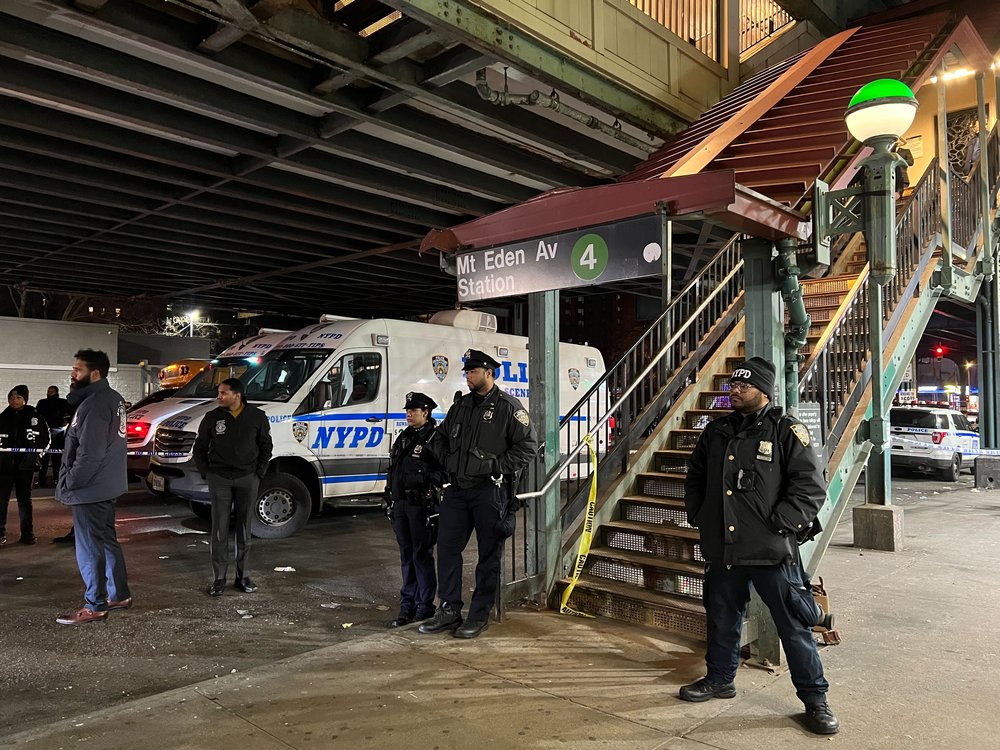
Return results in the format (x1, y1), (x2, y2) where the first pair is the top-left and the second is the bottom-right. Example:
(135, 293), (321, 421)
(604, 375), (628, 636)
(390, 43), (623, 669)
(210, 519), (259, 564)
(418, 349), (537, 639)
(0, 385), (49, 545)
(35, 385), (71, 488)
(680, 357), (838, 735)
(194, 378), (272, 597)
(386, 391), (446, 628)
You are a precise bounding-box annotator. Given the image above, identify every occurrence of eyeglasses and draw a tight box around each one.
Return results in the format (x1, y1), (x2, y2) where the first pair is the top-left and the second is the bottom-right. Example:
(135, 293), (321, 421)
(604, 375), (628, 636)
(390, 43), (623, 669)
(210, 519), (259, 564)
(728, 381), (754, 393)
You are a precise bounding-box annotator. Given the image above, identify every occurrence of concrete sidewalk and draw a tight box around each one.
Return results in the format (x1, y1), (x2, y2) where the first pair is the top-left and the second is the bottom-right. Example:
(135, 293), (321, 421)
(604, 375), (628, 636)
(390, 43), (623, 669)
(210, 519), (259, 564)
(3, 481), (998, 750)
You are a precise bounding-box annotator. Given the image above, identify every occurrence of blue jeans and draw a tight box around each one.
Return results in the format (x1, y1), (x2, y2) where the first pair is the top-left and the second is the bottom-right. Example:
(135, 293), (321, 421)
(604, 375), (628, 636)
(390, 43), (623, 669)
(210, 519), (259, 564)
(703, 561), (829, 704)
(71, 499), (130, 611)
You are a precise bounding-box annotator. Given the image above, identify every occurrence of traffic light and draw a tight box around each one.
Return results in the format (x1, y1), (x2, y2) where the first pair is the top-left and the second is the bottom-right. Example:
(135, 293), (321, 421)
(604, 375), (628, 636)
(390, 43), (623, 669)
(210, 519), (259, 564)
(934, 345), (944, 361)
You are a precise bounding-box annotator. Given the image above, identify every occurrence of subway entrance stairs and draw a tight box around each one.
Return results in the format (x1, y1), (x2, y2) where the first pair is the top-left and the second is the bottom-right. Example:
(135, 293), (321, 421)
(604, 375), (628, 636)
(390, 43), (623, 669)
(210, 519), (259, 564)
(548, 8), (999, 641)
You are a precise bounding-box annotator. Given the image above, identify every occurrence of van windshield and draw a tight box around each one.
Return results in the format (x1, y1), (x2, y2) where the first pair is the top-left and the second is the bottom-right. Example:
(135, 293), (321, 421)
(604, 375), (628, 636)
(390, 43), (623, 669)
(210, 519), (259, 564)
(175, 357), (263, 398)
(890, 409), (947, 429)
(241, 350), (330, 402)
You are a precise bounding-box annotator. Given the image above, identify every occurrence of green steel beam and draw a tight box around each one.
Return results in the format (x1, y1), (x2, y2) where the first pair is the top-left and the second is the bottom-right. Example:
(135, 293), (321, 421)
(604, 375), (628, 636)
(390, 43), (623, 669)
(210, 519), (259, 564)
(382, 0), (687, 137)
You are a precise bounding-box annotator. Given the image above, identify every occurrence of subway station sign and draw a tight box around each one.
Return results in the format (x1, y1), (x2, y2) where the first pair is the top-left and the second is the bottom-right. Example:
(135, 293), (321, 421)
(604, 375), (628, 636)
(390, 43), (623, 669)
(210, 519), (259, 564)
(456, 214), (663, 302)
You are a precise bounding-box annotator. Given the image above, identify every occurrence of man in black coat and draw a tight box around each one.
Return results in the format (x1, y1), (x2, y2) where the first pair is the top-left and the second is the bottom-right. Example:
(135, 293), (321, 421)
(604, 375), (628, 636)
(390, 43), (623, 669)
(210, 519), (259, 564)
(193, 378), (272, 597)
(35, 385), (71, 487)
(0, 385), (49, 545)
(418, 349), (537, 639)
(681, 357), (839, 735)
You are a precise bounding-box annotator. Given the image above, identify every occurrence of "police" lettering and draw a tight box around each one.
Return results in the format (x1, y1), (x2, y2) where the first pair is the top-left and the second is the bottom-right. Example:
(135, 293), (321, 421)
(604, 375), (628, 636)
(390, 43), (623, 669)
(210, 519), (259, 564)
(310, 426), (385, 450)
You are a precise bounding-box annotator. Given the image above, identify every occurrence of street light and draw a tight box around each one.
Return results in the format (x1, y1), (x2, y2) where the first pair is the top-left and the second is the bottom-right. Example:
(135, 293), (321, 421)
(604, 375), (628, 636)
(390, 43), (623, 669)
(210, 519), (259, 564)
(188, 309), (199, 337)
(814, 79), (918, 550)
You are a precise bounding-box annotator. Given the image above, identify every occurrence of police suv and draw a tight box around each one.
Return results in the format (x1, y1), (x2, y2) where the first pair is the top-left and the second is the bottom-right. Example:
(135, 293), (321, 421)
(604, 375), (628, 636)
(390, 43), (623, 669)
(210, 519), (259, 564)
(889, 405), (978, 481)
(149, 311), (605, 538)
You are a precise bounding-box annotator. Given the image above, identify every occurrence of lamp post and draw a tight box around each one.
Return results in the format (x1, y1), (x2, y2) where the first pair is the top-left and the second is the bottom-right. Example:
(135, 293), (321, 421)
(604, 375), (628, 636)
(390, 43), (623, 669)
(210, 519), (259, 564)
(188, 309), (199, 337)
(814, 79), (918, 550)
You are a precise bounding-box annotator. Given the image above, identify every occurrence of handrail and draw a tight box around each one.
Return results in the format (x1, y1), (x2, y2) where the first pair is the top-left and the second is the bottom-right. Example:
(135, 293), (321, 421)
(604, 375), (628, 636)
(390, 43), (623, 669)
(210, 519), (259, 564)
(518, 249), (745, 503)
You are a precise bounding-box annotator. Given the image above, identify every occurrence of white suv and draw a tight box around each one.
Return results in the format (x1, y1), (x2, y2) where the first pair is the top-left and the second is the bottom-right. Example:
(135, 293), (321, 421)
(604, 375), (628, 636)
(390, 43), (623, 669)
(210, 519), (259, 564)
(890, 406), (979, 481)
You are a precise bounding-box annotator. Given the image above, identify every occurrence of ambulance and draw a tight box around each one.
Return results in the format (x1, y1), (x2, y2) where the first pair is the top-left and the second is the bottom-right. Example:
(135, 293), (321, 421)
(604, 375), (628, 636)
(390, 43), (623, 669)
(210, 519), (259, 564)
(127, 331), (289, 486)
(157, 359), (210, 389)
(149, 310), (605, 538)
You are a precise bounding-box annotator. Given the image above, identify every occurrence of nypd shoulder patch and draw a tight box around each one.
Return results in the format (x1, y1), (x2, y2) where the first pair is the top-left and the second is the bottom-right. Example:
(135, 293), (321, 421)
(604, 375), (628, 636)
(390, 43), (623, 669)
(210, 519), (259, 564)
(513, 409), (530, 426)
(790, 423), (810, 447)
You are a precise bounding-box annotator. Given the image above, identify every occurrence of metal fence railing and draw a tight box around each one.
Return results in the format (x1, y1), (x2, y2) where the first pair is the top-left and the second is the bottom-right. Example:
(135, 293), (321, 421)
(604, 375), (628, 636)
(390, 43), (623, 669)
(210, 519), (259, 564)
(627, 0), (721, 62)
(739, 0), (794, 55)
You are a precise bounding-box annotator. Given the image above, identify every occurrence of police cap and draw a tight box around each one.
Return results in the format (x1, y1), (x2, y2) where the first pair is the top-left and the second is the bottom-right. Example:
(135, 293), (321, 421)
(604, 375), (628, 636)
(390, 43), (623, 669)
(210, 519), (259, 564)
(462, 349), (501, 372)
(404, 391), (437, 411)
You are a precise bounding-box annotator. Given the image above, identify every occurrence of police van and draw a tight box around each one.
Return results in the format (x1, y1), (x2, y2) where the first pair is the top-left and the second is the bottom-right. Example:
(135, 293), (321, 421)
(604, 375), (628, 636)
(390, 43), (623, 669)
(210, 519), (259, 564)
(149, 310), (605, 538)
(889, 405), (979, 481)
(128, 331), (289, 487)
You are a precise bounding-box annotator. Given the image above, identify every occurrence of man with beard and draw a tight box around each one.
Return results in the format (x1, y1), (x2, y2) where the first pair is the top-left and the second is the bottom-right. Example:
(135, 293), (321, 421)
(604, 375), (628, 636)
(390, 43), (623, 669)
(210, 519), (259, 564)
(55, 349), (132, 625)
(680, 357), (838, 735)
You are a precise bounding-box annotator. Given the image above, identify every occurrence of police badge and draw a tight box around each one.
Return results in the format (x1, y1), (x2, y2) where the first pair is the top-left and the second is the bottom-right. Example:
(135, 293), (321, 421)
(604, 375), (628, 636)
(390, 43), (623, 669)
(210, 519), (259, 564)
(215, 420), (226, 434)
(756, 440), (773, 462)
(292, 421), (308, 444)
(432, 354), (449, 382)
(568, 368), (581, 390)
(514, 409), (530, 426)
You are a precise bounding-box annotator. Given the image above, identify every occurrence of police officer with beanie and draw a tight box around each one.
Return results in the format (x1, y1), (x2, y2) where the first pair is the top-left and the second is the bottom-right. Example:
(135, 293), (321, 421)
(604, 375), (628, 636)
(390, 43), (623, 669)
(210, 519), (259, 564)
(386, 391), (446, 627)
(419, 349), (537, 638)
(681, 357), (838, 735)
(194, 378), (272, 597)
(0, 385), (49, 545)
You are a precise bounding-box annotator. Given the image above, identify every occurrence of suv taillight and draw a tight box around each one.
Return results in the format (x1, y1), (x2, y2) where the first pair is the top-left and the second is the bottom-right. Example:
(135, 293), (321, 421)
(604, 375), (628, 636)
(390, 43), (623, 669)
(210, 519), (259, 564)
(128, 421), (151, 439)
(931, 431), (947, 444)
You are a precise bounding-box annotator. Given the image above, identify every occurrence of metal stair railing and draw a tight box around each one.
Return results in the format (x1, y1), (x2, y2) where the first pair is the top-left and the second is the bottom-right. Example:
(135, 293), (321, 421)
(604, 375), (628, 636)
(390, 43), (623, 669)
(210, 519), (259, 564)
(552, 233), (745, 526)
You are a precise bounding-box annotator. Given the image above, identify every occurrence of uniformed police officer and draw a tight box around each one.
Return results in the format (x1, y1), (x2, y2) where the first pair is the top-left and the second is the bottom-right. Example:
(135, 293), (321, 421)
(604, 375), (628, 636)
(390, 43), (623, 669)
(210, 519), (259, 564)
(418, 349), (537, 639)
(386, 391), (446, 628)
(681, 357), (839, 735)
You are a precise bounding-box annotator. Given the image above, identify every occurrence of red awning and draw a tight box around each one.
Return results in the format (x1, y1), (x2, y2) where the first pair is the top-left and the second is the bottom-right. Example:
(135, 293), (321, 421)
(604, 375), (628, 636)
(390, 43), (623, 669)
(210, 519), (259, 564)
(420, 170), (809, 254)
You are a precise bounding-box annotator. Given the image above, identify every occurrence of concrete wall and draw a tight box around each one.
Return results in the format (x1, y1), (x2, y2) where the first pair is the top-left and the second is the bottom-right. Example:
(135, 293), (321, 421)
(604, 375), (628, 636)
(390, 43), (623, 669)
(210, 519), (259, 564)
(0, 316), (118, 368)
(118, 333), (211, 366)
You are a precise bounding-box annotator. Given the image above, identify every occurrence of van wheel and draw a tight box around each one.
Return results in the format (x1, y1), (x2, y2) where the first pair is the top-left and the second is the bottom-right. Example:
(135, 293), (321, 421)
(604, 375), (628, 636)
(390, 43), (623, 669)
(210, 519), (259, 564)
(251, 474), (311, 539)
(942, 455), (960, 482)
(189, 501), (212, 521)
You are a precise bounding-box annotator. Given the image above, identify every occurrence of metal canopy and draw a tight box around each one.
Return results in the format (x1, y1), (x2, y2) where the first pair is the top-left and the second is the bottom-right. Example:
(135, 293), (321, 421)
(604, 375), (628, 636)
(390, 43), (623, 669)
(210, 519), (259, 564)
(0, 0), (663, 317)
(420, 170), (810, 256)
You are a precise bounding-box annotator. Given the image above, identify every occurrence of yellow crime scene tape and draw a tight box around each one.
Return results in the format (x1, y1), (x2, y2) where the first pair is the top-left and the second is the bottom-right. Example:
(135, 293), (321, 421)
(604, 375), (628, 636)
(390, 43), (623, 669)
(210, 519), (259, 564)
(559, 434), (597, 618)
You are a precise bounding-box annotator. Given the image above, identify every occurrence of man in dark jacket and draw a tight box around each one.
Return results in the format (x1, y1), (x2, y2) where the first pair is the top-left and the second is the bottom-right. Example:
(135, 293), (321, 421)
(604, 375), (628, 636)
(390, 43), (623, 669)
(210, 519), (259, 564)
(419, 349), (537, 639)
(194, 378), (272, 597)
(55, 350), (132, 625)
(0, 385), (49, 545)
(386, 391), (446, 627)
(35, 385), (71, 487)
(681, 357), (838, 735)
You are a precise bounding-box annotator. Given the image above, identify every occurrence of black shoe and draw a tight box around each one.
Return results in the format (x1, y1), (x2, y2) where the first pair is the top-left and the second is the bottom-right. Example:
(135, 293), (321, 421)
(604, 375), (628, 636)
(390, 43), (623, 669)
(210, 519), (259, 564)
(453, 618), (489, 639)
(234, 577), (258, 593)
(804, 702), (840, 735)
(678, 677), (737, 702)
(18, 534), (36, 545)
(414, 609), (435, 621)
(388, 613), (415, 628)
(207, 579), (225, 596)
(417, 605), (463, 634)
(818, 612), (836, 631)
(53, 530), (75, 544)
(0, 536), (6, 546)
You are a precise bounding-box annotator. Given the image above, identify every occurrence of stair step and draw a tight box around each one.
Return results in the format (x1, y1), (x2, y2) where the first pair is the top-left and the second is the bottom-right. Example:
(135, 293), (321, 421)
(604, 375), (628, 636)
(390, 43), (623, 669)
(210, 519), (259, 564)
(584, 547), (704, 599)
(557, 576), (707, 638)
(617, 497), (700, 538)
(669, 428), (703, 451)
(652, 449), (692, 474)
(635, 471), (687, 499)
(684, 409), (728, 430)
(698, 390), (732, 410)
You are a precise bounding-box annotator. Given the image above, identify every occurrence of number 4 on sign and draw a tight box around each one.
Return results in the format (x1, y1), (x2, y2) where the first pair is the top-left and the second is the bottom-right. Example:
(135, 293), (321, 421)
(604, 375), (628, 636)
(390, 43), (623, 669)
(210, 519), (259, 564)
(536, 241), (558, 260)
(578, 243), (597, 270)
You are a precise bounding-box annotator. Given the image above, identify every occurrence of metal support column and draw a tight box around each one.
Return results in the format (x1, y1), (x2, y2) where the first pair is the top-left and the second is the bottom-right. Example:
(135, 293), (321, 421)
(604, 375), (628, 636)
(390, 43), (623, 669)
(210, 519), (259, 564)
(741, 237), (785, 666)
(976, 71), (997, 447)
(937, 64), (954, 287)
(659, 205), (673, 376)
(528, 290), (561, 596)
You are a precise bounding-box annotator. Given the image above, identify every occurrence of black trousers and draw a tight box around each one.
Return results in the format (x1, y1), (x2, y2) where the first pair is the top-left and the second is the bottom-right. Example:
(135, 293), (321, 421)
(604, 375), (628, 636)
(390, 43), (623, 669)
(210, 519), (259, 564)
(436, 483), (504, 622)
(390, 499), (437, 616)
(703, 560), (829, 704)
(0, 471), (34, 537)
(38, 434), (63, 483)
(207, 473), (258, 581)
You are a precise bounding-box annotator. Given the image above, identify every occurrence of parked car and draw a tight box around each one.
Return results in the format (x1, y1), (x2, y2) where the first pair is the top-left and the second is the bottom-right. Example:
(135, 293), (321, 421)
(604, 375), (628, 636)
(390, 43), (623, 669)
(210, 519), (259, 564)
(889, 406), (979, 481)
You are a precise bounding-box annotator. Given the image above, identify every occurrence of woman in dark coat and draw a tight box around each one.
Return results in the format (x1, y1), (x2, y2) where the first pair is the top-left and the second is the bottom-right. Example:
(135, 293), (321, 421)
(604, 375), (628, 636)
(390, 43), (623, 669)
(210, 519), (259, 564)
(0, 385), (50, 545)
(385, 391), (446, 627)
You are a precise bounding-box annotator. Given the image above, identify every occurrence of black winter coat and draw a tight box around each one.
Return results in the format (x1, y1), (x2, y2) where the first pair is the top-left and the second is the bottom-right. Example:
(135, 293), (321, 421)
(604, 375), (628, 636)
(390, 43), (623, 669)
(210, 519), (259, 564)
(0, 405), (50, 473)
(387, 420), (446, 501)
(684, 404), (826, 565)
(193, 405), (273, 480)
(435, 386), (537, 488)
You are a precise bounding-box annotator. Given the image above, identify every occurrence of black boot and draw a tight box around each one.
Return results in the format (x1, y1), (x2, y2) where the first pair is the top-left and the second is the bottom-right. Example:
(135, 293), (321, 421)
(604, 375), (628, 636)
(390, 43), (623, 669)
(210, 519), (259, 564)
(804, 702), (839, 734)
(417, 604), (462, 634)
(388, 612), (415, 628)
(678, 677), (737, 702)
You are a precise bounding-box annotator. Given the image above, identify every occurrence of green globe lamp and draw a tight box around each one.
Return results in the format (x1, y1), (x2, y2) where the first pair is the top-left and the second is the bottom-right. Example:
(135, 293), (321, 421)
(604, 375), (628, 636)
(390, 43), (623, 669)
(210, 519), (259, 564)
(845, 79), (918, 144)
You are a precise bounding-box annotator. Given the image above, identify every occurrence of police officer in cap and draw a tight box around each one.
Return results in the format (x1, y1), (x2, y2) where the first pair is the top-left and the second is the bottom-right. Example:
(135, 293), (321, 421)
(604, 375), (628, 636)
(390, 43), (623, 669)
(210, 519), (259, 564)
(385, 391), (445, 628)
(419, 349), (537, 638)
(681, 357), (839, 735)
